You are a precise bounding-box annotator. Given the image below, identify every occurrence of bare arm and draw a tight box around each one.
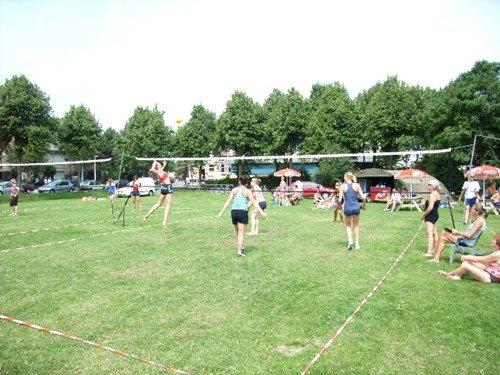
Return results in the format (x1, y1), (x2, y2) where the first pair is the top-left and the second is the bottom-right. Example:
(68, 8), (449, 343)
(452, 219), (483, 238)
(244, 188), (267, 217)
(462, 251), (500, 263)
(218, 188), (236, 217)
(355, 184), (366, 210)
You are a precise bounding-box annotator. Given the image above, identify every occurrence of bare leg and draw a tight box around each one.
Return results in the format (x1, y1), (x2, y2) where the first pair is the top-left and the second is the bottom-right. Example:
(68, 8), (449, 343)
(138, 196), (142, 212)
(442, 261), (491, 282)
(425, 222), (436, 255)
(464, 205), (471, 224)
(352, 214), (360, 242)
(345, 215), (353, 248)
(430, 230), (458, 262)
(132, 196), (136, 212)
(249, 209), (258, 235)
(235, 223), (246, 255)
(161, 194), (173, 229)
(143, 195), (165, 221)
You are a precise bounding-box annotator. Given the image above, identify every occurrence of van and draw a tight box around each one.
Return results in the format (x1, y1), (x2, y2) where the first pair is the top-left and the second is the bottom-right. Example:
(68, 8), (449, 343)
(116, 177), (156, 197)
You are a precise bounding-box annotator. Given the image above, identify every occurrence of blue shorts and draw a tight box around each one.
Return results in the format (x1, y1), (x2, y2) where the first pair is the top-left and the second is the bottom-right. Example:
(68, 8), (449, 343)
(161, 185), (173, 195)
(343, 207), (360, 216)
(465, 197), (477, 206)
(131, 191), (140, 197)
(231, 209), (248, 225)
(259, 201), (267, 210)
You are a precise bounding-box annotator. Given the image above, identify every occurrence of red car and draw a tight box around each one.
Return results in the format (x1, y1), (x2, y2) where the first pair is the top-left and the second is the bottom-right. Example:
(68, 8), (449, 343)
(21, 182), (36, 193)
(289, 181), (335, 199)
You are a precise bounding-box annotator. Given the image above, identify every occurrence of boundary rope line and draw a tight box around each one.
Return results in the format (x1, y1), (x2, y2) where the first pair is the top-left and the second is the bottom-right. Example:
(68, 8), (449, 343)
(0, 314), (192, 375)
(135, 148), (452, 162)
(300, 221), (424, 375)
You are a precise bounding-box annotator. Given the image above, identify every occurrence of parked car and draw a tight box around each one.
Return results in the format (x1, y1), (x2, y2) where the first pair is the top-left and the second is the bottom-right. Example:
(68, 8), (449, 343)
(80, 180), (106, 191)
(113, 179), (129, 189)
(0, 181), (13, 195)
(21, 182), (36, 193)
(38, 180), (76, 193)
(116, 177), (156, 197)
(289, 181), (335, 199)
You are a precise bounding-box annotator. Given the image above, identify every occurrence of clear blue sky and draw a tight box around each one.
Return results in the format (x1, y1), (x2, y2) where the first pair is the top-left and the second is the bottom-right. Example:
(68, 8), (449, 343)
(1, 0), (499, 131)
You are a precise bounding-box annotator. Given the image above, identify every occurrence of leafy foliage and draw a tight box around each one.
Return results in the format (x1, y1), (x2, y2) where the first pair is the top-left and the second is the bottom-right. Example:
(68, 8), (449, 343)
(302, 82), (359, 154)
(263, 88), (308, 155)
(420, 61), (500, 185)
(120, 105), (175, 176)
(0, 75), (56, 161)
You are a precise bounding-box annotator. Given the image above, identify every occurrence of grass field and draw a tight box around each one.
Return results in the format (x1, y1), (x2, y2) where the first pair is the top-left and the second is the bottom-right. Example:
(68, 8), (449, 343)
(0, 190), (499, 374)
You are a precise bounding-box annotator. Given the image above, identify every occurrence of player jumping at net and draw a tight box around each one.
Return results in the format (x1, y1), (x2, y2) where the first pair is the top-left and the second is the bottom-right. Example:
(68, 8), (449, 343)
(143, 160), (173, 229)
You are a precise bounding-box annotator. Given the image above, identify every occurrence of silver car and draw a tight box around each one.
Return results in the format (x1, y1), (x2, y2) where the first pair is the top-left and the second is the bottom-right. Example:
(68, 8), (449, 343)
(0, 181), (13, 195)
(38, 180), (75, 193)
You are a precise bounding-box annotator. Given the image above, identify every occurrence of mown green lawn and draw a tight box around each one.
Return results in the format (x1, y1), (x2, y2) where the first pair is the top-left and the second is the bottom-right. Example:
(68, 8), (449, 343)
(0, 191), (498, 374)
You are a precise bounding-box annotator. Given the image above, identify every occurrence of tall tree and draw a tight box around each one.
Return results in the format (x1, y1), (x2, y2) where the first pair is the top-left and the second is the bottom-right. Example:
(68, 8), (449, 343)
(176, 105), (217, 180)
(120, 105), (175, 176)
(302, 82), (359, 154)
(263, 88), (308, 156)
(0, 75), (56, 162)
(355, 76), (428, 168)
(58, 104), (103, 179)
(420, 60), (500, 187)
(216, 91), (265, 174)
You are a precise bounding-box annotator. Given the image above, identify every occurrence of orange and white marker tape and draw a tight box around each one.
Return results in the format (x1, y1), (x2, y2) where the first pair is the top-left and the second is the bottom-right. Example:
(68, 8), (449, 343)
(0, 314), (192, 374)
(300, 222), (424, 374)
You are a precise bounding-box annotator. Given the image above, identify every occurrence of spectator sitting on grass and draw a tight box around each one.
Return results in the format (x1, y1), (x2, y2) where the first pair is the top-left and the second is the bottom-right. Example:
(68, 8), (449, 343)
(438, 233), (500, 283)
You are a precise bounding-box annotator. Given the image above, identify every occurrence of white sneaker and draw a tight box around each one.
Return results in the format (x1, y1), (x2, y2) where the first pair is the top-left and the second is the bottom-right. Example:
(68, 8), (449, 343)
(355, 241), (360, 250)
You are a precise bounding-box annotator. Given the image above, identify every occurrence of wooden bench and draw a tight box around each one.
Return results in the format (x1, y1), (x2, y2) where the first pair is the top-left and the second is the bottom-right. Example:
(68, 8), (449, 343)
(398, 196), (424, 212)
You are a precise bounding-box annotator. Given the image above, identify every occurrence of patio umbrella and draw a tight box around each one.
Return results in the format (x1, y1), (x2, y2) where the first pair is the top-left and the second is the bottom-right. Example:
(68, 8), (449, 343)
(273, 168), (301, 178)
(464, 165), (500, 204)
(274, 168), (301, 187)
(394, 168), (430, 195)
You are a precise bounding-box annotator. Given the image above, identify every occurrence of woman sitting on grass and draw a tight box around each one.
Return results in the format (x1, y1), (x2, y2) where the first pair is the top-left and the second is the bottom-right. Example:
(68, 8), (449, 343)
(429, 203), (487, 263)
(439, 233), (500, 283)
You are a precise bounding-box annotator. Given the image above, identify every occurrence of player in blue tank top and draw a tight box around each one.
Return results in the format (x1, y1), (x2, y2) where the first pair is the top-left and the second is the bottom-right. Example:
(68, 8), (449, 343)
(338, 172), (366, 250)
(218, 175), (267, 257)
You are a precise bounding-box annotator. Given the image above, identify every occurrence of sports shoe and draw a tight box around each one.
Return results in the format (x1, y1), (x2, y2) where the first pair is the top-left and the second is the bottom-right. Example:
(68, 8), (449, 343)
(347, 242), (353, 250)
(355, 241), (360, 250)
(241, 246), (245, 254)
(237, 252), (245, 257)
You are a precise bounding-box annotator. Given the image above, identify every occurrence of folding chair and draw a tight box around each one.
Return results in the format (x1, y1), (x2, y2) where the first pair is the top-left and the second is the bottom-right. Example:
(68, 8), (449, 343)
(449, 231), (487, 264)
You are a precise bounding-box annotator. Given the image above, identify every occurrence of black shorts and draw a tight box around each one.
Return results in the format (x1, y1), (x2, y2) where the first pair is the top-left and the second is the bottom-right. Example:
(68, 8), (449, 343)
(231, 209), (248, 225)
(10, 196), (18, 206)
(425, 213), (439, 224)
(161, 185), (174, 195)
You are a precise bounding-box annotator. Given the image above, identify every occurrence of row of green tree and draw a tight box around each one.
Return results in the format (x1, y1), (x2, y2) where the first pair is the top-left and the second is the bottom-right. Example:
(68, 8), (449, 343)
(0, 60), (498, 189)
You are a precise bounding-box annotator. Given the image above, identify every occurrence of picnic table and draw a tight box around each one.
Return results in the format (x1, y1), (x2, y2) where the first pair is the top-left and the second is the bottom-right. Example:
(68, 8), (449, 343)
(399, 196), (424, 212)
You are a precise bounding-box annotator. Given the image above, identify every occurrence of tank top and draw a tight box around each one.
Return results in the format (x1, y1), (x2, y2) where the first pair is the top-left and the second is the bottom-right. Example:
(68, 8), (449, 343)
(232, 186), (249, 211)
(461, 220), (486, 247)
(344, 183), (359, 212)
(133, 181), (139, 192)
